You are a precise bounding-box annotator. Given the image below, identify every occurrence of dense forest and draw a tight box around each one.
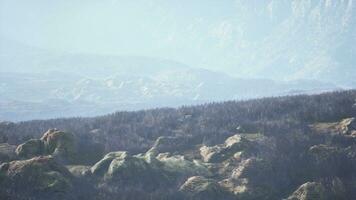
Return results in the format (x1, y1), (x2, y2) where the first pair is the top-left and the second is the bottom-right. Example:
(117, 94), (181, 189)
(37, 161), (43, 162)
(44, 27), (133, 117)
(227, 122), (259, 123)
(1, 90), (356, 200)
(1, 90), (355, 153)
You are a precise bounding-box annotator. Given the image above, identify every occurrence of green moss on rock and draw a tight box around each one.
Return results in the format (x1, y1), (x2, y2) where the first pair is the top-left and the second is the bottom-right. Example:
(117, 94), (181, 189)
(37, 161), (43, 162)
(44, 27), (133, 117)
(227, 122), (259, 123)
(15, 139), (45, 158)
(179, 176), (234, 200)
(0, 156), (73, 199)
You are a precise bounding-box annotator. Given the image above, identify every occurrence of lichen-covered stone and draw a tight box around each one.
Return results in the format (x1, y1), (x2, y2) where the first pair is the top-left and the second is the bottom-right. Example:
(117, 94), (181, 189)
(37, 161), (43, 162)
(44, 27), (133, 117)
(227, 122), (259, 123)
(0, 143), (17, 162)
(0, 156), (73, 200)
(91, 151), (128, 176)
(66, 165), (91, 177)
(287, 178), (347, 200)
(15, 139), (45, 158)
(149, 136), (193, 154)
(179, 176), (234, 200)
(15, 129), (104, 165)
(41, 129), (76, 162)
(220, 158), (276, 200)
(200, 134), (253, 163)
(157, 153), (210, 176)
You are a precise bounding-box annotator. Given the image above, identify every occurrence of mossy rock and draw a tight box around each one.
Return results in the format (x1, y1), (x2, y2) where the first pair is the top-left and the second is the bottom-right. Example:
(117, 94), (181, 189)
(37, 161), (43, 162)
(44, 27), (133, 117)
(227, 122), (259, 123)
(91, 151), (128, 176)
(41, 129), (76, 161)
(16, 129), (103, 165)
(157, 154), (210, 176)
(0, 156), (73, 199)
(179, 176), (234, 200)
(15, 139), (45, 158)
(91, 151), (170, 192)
(66, 165), (91, 177)
(223, 158), (277, 200)
(149, 136), (193, 154)
(0, 143), (17, 162)
(200, 134), (253, 163)
(308, 144), (351, 177)
(287, 178), (347, 200)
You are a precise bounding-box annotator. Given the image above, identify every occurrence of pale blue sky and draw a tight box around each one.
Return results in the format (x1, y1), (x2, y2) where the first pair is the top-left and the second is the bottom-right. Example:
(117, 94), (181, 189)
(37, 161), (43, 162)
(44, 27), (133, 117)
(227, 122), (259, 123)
(1, 0), (353, 84)
(0, 0), (244, 72)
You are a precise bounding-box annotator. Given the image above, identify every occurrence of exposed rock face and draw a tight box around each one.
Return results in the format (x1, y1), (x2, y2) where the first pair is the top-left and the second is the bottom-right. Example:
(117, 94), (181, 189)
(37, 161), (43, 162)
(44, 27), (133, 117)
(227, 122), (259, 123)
(0, 156), (73, 200)
(3, 116), (356, 199)
(149, 136), (194, 154)
(0, 143), (17, 162)
(41, 129), (76, 162)
(287, 178), (347, 200)
(308, 144), (352, 178)
(200, 134), (253, 163)
(15, 129), (75, 163)
(16, 139), (45, 158)
(311, 118), (356, 137)
(15, 129), (104, 165)
(179, 176), (234, 200)
(156, 153), (210, 176)
(91, 150), (211, 188)
(221, 158), (277, 200)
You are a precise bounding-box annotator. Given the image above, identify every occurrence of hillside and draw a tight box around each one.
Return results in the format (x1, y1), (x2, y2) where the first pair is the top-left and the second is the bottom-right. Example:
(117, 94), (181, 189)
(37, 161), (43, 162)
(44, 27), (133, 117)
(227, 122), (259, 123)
(0, 90), (356, 200)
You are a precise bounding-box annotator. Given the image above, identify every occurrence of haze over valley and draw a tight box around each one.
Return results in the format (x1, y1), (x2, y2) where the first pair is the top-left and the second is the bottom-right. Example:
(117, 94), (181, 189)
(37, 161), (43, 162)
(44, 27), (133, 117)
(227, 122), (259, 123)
(1, 0), (356, 120)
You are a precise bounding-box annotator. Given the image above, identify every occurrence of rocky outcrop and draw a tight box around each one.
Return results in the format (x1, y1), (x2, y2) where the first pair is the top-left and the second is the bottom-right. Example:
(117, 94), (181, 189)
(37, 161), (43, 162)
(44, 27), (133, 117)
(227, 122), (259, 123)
(3, 116), (356, 200)
(91, 150), (211, 188)
(179, 176), (234, 200)
(16, 139), (45, 158)
(0, 143), (17, 162)
(0, 156), (73, 200)
(311, 118), (356, 137)
(148, 136), (194, 154)
(15, 129), (104, 165)
(308, 144), (352, 178)
(200, 134), (255, 163)
(287, 178), (347, 200)
(221, 158), (277, 200)
(41, 129), (76, 162)
(156, 153), (210, 176)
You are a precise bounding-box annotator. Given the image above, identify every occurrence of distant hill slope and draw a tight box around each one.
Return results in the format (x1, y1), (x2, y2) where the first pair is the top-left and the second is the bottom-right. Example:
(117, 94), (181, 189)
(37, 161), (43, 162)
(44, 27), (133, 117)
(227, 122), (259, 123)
(1, 90), (355, 152)
(0, 38), (339, 121)
(1, 90), (356, 200)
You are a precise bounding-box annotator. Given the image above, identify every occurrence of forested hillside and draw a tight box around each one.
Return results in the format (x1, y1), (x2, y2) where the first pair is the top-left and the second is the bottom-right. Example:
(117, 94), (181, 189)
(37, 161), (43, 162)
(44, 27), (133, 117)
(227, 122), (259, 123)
(1, 90), (356, 200)
(1, 90), (355, 153)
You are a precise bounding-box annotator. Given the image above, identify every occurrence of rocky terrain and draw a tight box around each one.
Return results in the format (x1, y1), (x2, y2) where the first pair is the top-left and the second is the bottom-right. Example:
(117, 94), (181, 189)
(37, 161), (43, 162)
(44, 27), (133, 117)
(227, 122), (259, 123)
(1, 90), (356, 199)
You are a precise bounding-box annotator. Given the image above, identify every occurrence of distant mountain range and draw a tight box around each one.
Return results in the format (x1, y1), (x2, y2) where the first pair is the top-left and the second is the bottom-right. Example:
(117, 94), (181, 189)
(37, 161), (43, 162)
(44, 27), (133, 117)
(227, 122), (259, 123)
(2, 0), (356, 121)
(0, 45), (339, 121)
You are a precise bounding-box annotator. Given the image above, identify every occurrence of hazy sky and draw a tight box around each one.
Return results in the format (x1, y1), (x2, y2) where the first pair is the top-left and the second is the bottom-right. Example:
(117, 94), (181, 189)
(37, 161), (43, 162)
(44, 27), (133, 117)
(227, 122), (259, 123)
(2, 0), (353, 84)
(0, 0), (246, 72)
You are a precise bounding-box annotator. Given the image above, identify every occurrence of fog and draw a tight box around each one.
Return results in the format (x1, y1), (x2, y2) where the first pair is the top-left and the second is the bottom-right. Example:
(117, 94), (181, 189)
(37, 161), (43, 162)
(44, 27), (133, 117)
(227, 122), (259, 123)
(0, 0), (355, 121)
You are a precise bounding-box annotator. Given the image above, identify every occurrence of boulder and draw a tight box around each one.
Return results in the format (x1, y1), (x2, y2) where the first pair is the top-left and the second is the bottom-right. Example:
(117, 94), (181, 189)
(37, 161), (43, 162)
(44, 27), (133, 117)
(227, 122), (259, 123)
(339, 118), (356, 135)
(287, 178), (346, 200)
(200, 134), (253, 163)
(16, 129), (104, 165)
(308, 144), (351, 178)
(66, 165), (91, 177)
(41, 129), (76, 162)
(0, 156), (73, 200)
(0, 143), (17, 162)
(149, 136), (193, 154)
(156, 153), (210, 176)
(223, 158), (276, 200)
(16, 139), (45, 158)
(91, 151), (171, 193)
(179, 176), (234, 200)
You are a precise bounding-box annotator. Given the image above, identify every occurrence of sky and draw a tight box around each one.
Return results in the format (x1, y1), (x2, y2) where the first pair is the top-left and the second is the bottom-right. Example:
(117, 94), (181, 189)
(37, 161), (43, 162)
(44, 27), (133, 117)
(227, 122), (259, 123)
(0, 0), (244, 73)
(2, 0), (354, 85)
